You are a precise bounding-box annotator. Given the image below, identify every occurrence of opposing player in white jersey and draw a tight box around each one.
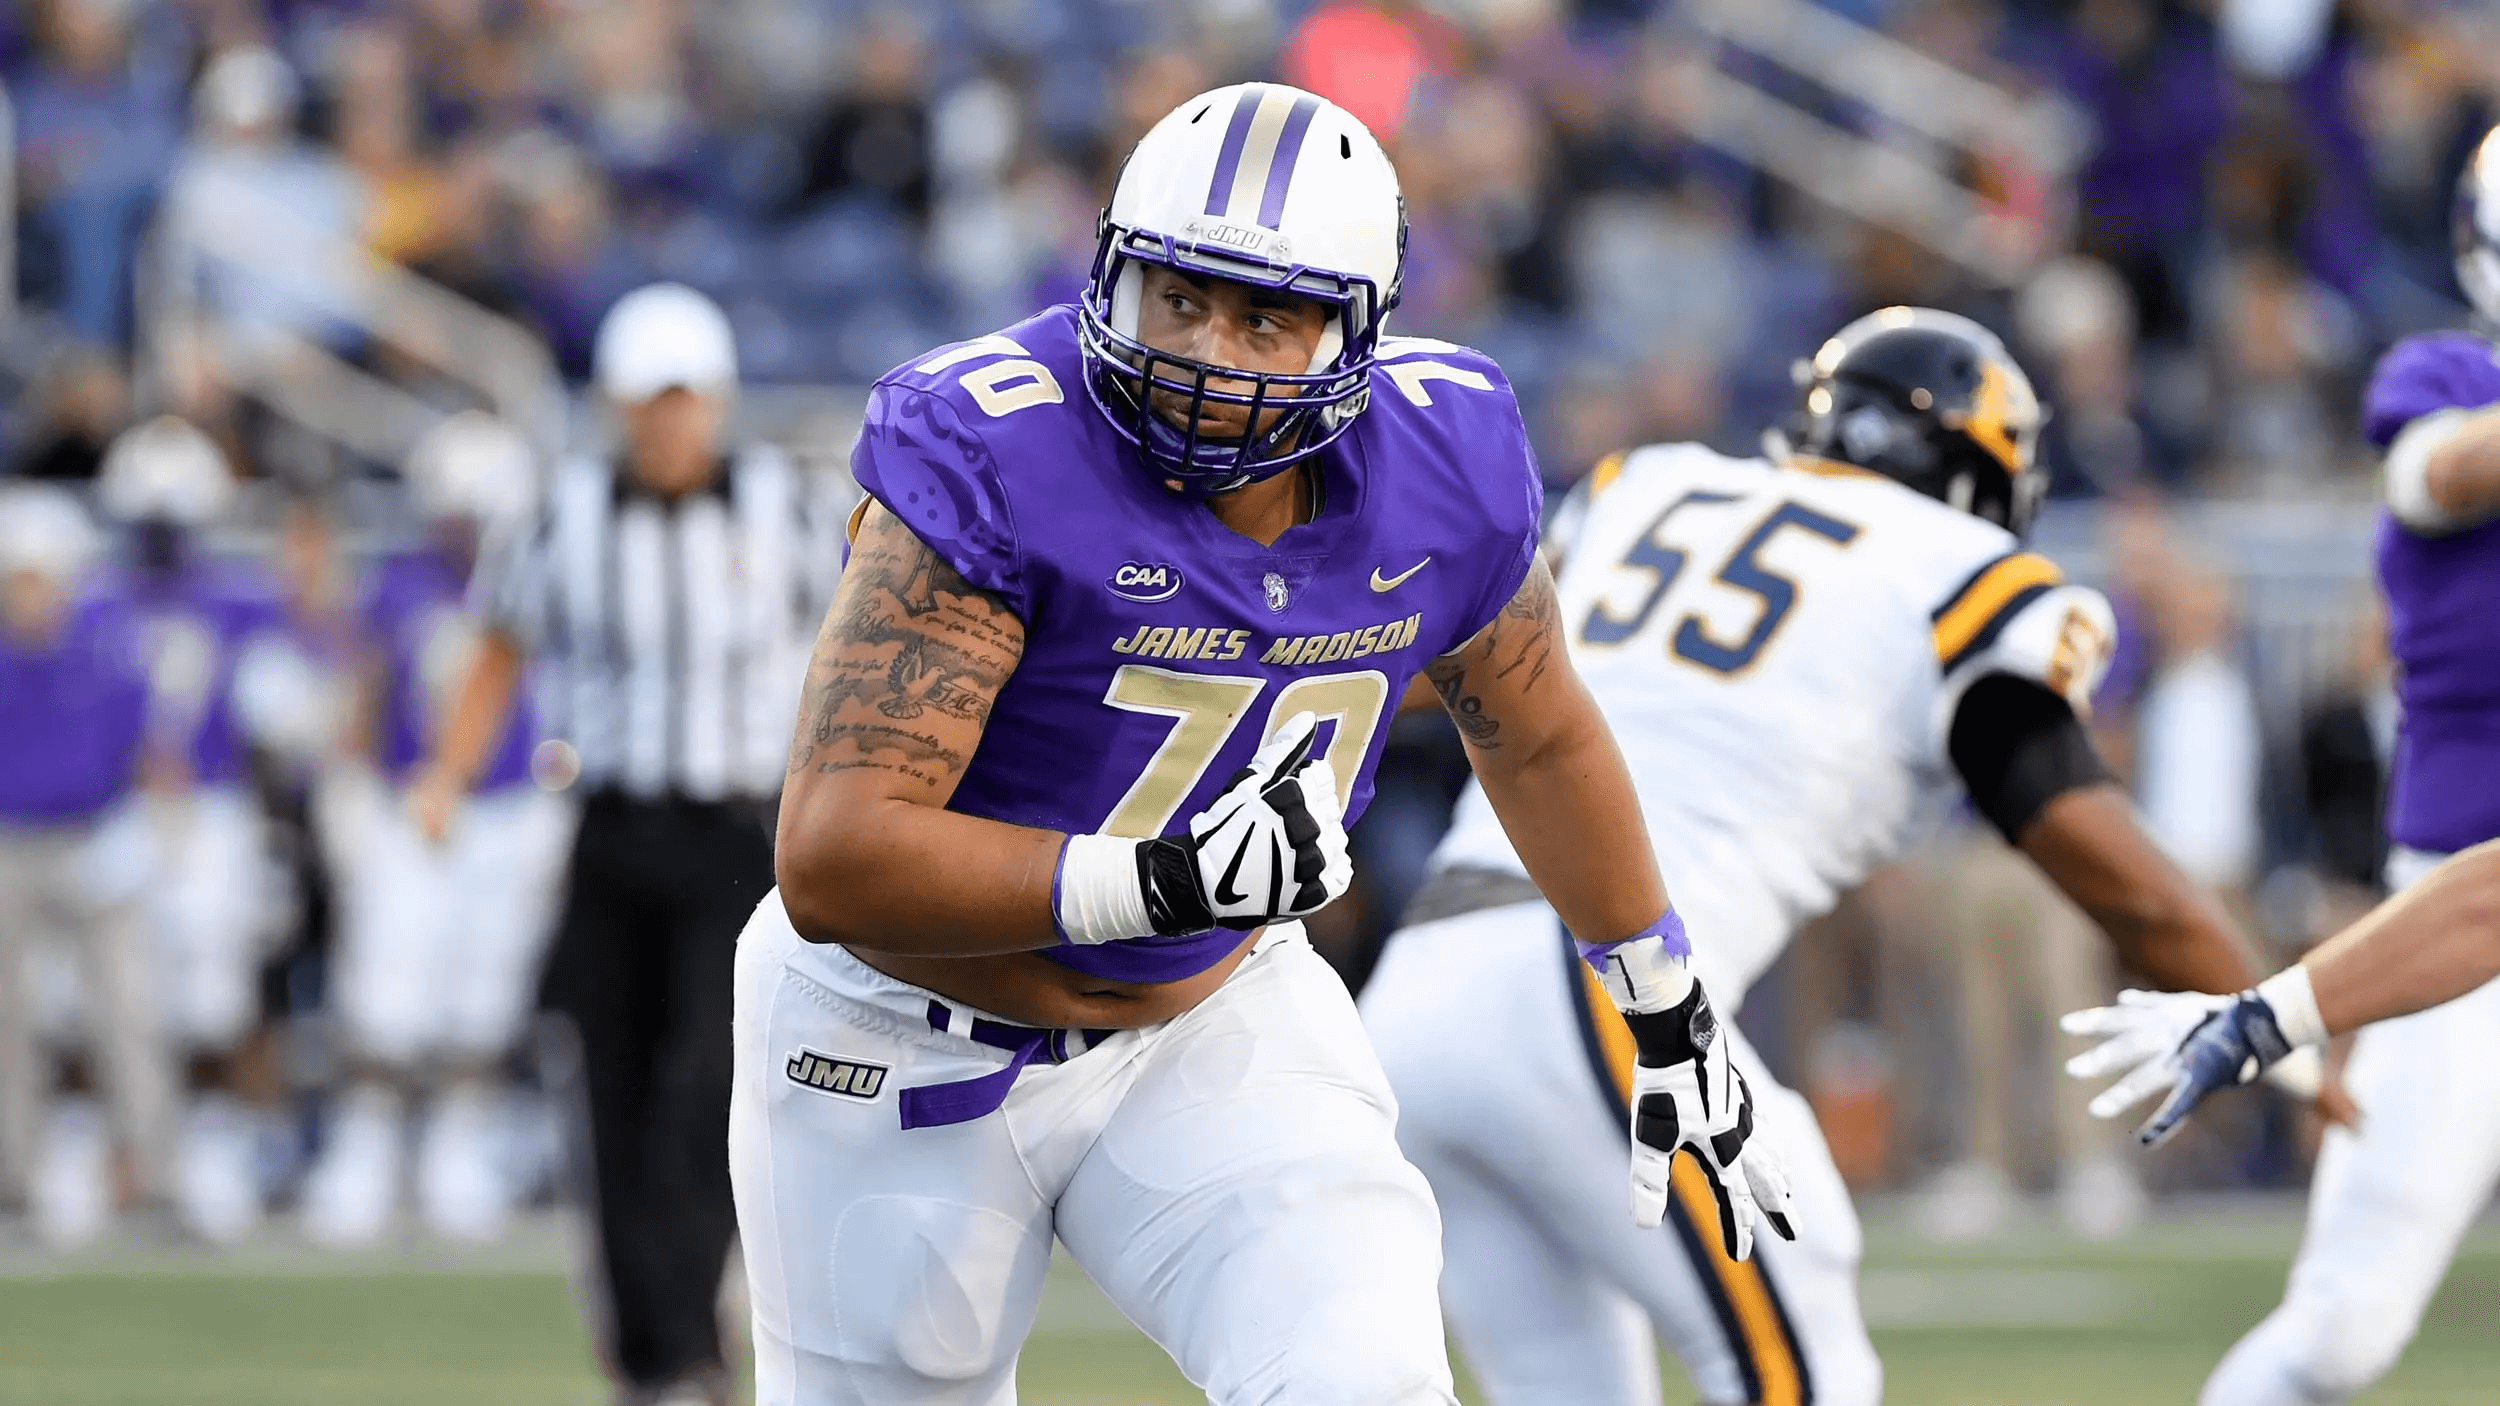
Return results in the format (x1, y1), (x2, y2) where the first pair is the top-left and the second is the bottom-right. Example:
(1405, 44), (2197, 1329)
(1364, 308), (2310, 1406)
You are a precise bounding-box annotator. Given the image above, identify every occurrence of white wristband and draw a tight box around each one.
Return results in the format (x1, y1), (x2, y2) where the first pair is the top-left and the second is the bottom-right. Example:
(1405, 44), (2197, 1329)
(1592, 935), (1698, 1014)
(2257, 964), (2328, 1050)
(1053, 833), (1152, 946)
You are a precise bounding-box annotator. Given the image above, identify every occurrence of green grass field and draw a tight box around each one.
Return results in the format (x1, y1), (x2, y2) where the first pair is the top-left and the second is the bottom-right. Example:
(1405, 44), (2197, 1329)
(1, 1208), (2494, 1405)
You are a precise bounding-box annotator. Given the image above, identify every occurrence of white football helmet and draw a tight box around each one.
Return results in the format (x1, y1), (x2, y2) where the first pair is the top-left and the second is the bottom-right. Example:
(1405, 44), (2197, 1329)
(0, 484), (102, 583)
(97, 416), (236, 527)
(1081, 82), (1406, 496)
(404, 411), (539, 527)
(2455, 125), (2500, 328)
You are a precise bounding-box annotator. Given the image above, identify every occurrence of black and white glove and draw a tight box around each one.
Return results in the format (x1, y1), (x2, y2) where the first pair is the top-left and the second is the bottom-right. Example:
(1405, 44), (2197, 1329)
(2062, 966), (2327, 1145)
(1055, 711), (1354, 942)
(1588, 919), (1797, 1258)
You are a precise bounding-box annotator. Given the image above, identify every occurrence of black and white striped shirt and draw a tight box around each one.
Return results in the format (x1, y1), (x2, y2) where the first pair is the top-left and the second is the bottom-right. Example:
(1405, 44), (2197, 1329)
(477, 446), (836, 803)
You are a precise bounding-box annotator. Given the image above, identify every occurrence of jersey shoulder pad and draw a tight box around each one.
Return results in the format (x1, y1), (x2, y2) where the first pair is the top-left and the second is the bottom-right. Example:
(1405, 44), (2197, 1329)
(853, 375), (1035, 616)
(2363, 332), (2500, 449)
(1932, 550), (2114, 714)
(1369, 337), (1542, 644)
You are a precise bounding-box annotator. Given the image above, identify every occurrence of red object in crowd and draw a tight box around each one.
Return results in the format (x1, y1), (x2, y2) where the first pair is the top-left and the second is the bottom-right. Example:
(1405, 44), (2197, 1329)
(1281, 2), (1462, 140)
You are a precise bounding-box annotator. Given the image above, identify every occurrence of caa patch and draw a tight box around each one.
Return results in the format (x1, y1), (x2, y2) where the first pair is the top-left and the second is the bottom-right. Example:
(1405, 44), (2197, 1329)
(785, 1048), (890, 1102)
(1107, 561), (1184, 603)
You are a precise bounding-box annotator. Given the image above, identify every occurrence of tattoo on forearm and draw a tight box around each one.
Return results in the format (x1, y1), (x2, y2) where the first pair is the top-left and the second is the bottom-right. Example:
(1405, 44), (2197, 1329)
(785, 505), (1022, 789)
(1427, 561), (1563, 752)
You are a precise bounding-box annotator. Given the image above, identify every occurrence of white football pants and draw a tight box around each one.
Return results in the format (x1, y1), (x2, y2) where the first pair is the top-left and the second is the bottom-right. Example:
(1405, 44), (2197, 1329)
(322, 774), (575, 1066)
(87, 790), (274, 1052)
(729, 891), (1457, 1406)
(2201, 851), (2500, 1406)
(1363, 901), (1881, 1406)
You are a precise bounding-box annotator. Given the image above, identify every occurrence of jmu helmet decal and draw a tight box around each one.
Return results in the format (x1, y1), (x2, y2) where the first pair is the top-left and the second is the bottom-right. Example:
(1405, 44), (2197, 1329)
(1107, 561), (1185, 603)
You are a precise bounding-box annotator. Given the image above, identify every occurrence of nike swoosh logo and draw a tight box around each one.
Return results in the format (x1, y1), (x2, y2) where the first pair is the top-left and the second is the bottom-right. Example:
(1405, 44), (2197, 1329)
(1213, 831), (1257, 906)
(1370, 557), (1431, 592)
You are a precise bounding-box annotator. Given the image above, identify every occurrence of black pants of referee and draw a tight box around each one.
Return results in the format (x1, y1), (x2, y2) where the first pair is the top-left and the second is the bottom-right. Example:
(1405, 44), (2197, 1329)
(544, 791), (774, 1392)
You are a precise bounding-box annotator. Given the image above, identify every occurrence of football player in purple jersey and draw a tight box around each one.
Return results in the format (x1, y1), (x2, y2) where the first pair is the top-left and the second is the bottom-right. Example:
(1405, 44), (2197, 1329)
(0, 485), (173, 1248)
(91, 417), (292, 1243)
(2069, 125), (2500, 1406)
(303, 414), (571, 1249)
(732, 83), (1791, 1404)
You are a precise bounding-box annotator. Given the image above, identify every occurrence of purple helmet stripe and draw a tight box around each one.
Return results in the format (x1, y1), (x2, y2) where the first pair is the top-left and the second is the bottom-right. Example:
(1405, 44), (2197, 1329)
(1204, 89), (1263, 218)
(1255, 93), (1322, 229)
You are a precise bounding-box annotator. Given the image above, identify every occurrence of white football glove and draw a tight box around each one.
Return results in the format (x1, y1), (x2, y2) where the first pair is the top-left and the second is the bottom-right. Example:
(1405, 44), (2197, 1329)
(1593, 931), (1797, 1258)
(2062, 969), (2323, 1145)
(1055, 711), (1354, 942)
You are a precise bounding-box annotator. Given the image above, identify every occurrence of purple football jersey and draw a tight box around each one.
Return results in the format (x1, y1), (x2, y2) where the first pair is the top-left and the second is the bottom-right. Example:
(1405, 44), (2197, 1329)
(364, 549), (537, 788)
(850, 306), (1541, 983)
(102, 561), (285, 788)
(2363, 332), (2500, 853)
(0, 595), (151, 823)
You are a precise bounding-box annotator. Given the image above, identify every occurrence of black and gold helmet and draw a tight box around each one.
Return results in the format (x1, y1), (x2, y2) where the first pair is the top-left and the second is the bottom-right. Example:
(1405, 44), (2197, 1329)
(1785, 307), (2048, 537)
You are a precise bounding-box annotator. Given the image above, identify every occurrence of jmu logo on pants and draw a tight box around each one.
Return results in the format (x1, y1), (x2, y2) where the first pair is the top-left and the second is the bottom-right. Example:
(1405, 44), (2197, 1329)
(786, 1048), (890, 1101)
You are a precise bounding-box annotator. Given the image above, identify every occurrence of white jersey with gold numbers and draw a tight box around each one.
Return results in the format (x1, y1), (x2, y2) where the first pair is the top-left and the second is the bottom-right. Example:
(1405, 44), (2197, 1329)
(1429, 442), (2115, 1003)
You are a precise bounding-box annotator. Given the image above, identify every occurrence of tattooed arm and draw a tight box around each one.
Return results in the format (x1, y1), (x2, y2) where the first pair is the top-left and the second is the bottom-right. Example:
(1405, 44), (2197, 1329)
(1427, 558), (1671, 945)
(774, 501), (1064, 953)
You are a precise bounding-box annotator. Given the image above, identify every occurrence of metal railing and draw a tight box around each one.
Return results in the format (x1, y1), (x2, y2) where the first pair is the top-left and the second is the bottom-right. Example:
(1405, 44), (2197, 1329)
(138, 167), (565, 472)
(1678, 0), (2090, 286)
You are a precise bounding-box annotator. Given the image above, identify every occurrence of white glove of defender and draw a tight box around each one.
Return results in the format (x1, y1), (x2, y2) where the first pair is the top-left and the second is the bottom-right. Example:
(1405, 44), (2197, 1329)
(1596, 935), (1797, 1258)
(1055, 712), (1354, 942)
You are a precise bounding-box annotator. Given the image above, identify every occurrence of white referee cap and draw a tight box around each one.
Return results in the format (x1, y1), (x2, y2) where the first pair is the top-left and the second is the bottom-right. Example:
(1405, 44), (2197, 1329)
(0, 483), (102, 582)
(594, 283), (738, 403)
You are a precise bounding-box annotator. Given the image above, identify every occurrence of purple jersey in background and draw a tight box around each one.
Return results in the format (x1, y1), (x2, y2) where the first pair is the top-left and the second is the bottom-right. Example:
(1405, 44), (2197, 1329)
(849, 305), (1541, 984)
(363, 549), (536, 789)
(0, 595), (152, 824)
(2361, 332), (2500, 855)
(103, 561), (285, 789)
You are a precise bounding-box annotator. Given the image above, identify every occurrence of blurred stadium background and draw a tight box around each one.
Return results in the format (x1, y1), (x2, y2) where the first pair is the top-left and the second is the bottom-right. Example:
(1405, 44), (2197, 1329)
(1, 0), (2498, 1400)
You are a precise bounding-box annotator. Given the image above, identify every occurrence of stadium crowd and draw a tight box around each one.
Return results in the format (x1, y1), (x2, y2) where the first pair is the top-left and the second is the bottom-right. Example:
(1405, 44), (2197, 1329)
(0, 0), (2493, 1252)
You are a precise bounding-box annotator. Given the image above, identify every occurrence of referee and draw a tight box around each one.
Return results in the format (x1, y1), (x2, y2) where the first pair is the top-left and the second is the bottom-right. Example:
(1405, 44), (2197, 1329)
(414, 283), (828, 1406)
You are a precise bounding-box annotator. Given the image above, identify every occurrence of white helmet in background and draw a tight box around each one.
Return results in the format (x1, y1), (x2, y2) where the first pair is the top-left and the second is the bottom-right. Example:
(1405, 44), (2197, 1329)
(1080, 82), (1406, 497)
(0, 483), (102, 583)
(98, 416), (236, 527)
(405, 411), (539, 527)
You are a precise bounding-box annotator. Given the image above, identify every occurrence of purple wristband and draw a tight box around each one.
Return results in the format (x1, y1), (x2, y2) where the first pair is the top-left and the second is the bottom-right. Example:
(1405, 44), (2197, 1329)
(1576, 907), (1689, 970)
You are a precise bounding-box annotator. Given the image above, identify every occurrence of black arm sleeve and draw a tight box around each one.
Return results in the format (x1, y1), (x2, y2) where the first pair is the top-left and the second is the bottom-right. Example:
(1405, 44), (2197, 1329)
(1947, 673), (2112, 843)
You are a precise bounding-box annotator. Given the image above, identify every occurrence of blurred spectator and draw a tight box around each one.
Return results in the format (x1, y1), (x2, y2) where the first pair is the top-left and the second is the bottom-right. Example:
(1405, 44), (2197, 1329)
(0, 483), (173, 1248)
(10, 345), (132, 483)
(13, 0), (184, 347)
(2135, 567), (2266, 891)
(787, 14), (931, 223)
(160, 44), (373, 359)
(2296, 600), (2394, 893)
(2050, 0), (2231, 344)
(2019, 255), (2168, 492)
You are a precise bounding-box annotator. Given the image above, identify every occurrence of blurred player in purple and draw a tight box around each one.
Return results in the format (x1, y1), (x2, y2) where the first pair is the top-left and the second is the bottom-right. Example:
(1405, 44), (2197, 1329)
(2071, 126), (2500, 1405)
(735, 83), (1792, 1405)
(92, 417), (291, 1242)
(0, 485), (172, 1248)
(304, 414), (571, 1247)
